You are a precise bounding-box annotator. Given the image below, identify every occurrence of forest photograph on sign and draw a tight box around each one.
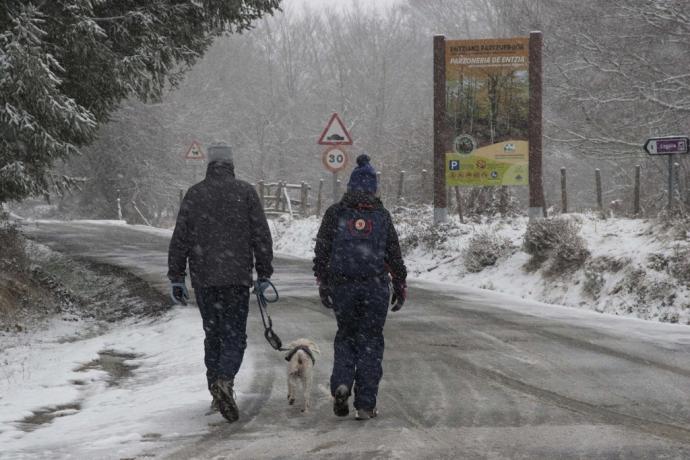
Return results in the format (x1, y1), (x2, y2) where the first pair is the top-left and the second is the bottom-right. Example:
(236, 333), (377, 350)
(445, 37), (530, 187)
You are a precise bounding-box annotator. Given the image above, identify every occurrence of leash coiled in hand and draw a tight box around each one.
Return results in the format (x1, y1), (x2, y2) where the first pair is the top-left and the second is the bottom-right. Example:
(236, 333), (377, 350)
(253, 280), (287, 351)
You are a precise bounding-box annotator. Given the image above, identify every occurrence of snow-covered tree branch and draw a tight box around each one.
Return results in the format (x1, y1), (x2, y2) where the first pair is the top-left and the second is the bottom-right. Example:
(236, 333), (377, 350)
(0, 0), (280, 203)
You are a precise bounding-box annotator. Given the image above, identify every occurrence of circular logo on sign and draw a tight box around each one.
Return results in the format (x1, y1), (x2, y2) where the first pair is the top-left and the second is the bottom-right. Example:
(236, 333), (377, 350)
(454, 134), (476, 155)
(355, 219), (367, 231)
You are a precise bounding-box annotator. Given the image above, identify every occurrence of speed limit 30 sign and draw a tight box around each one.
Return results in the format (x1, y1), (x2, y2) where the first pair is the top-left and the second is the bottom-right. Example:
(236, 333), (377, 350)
(322, 146), (349, 173)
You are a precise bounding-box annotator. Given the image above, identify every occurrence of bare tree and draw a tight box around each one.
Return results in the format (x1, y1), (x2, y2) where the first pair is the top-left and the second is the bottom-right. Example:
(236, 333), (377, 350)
(57, 0), (690, 218)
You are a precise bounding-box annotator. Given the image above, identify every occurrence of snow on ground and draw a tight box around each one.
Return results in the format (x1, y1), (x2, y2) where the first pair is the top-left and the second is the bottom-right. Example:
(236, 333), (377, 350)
(2, 214), (688, 458)
(0, 307), (255, 459)
(15, 210), (690, 325)
(269, 209), (690, 325)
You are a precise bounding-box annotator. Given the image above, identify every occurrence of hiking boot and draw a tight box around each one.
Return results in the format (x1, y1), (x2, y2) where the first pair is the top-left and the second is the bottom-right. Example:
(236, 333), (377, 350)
(355, 408), (378, 420)
(211, 379), (239, 422)
(333, 384), (350, 417)
(210, 396), (220, 412)
(204, 396), (220, 416)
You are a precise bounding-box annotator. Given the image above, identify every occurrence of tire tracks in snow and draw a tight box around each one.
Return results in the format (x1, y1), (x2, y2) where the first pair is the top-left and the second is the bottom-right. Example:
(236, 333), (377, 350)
(442, 353), (690, 445)
(442, 299), (690, 380)
(405, 292), (690, 445)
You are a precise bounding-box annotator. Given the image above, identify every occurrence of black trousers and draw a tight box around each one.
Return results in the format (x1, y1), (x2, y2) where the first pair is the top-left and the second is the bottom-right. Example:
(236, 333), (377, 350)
(194, 286), (250, 391)
(330, 277), (390, 411)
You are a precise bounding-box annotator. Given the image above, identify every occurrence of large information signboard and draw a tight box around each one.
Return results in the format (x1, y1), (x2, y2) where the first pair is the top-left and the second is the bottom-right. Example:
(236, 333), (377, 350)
(444, 37), (530, 187)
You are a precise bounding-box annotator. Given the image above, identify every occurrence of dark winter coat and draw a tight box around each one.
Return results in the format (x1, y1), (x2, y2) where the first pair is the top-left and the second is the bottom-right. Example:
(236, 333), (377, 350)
(168, 162), (273, 288)
(313, 191), (406, 284)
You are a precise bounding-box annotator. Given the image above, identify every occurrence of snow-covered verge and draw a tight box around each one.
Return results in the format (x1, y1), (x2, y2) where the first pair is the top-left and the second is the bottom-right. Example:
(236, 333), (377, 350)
(0, 225), (222, 458)
(270, 208), (690, 325)
(9, 208), (690, 326)
(0, 306), (257, 459)
(0, 237), (253, 459)
(0, 225), (169, 333)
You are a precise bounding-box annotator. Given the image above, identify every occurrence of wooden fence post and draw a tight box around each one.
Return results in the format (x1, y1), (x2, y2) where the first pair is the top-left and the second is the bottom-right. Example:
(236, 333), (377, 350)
(132, 201), (151, 226)
(300, 181), (308, 216)
(283, 181), (289, 212)
(274, 182), (283, 212)
(595, 168), (603, 212)
(376, 171), (382, 199)
(397, 170), (405, 204)
(258, 180), (265, 209)
(317, 179), (324, 216)
(421, 169), (428, 203)
(116, 189), (122, 220)
(454, 186), (464, 223)
(560, 167), (567, 213)
(633, 164), (640, 216)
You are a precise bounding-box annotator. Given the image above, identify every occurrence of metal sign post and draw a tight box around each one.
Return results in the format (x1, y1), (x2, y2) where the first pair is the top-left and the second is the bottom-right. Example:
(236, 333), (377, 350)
(333, 172), (338, 203)
(643, 136), (689, 209)
(668, 155), (674, 210)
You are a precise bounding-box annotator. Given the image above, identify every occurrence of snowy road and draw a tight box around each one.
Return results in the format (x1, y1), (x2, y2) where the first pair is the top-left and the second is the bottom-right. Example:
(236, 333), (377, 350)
(16, 220), (690, 459)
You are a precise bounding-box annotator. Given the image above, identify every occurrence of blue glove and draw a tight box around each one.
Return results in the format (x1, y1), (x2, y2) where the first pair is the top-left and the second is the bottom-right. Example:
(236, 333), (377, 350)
(254, 277), (271, 295)
(170, 282), (189, 306)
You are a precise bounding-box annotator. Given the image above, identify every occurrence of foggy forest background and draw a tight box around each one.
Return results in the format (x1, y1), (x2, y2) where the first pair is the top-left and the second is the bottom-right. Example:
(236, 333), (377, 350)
(47, 0), (689, 224)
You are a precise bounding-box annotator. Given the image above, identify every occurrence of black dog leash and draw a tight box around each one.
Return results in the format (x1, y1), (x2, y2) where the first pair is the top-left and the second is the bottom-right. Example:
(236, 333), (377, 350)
(253, 280), (287, 351)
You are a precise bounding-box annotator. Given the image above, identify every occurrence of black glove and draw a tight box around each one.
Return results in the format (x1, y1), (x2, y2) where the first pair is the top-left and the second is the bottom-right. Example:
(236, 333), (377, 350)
(319, 284), (333, 309)
(170, 281), (189, 306)
(391, 280), (406, 312)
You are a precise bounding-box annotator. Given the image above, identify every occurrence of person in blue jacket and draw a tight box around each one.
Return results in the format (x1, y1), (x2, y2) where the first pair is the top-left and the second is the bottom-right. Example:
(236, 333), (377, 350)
(313, 154), (407, 420)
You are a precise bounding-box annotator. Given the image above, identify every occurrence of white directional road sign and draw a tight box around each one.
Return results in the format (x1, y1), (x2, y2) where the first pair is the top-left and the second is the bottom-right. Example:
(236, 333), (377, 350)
(643, 136), (689, 155)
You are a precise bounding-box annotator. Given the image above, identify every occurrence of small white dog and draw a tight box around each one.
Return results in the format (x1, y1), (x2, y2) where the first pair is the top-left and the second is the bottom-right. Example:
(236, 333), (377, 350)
(284, 338), (320, 413)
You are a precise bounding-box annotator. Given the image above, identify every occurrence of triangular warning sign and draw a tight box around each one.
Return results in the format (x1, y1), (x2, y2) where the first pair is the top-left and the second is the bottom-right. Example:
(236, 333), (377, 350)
(184, 141), (205, 160)
(318, 113), (353, 145)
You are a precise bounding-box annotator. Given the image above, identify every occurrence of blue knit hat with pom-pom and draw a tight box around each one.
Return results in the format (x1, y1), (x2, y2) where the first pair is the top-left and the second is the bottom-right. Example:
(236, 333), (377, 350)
(348, 154), (377, 194)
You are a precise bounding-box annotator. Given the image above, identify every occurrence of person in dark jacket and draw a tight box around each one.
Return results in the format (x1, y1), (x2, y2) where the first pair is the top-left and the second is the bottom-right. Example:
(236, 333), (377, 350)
(313, 154), (407, 420)
(168, 141), (273, 423)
